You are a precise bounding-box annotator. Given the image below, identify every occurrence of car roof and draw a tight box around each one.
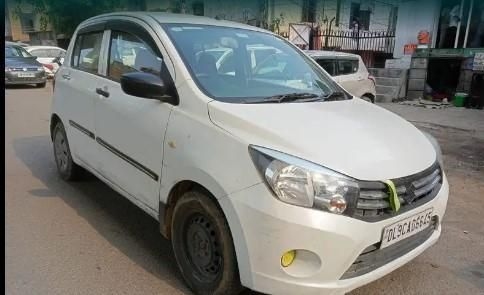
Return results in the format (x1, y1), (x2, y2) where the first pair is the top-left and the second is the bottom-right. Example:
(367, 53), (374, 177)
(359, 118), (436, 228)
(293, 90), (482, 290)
(304, 50), (360, 60)
(81, 11), (272, 34)
(26, 46), (65, 51)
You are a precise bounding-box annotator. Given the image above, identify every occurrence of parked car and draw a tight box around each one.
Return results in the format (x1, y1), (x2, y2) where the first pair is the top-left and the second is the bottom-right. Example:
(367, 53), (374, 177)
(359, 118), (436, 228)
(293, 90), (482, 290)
(26, 46), (66, 77)
(51, 12), (448, 295)
(5, 44), (47, 87)
(305, 50), (377, 103)
(6, 41), (30, 47)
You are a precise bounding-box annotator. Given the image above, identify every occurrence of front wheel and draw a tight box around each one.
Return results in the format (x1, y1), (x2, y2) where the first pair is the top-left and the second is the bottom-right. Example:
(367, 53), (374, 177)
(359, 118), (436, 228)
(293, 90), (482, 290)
(171, 191), (243, 295)
(36, 82), (46, 88)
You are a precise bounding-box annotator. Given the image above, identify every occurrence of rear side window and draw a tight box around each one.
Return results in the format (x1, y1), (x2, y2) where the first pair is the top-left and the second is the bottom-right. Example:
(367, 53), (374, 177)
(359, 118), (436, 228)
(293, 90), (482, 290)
(316, 59), (336, 76)
(48, 49), (63, 57)
(337, 59), (358, 75)
(107, 30), (162, 81)
(71, 32), (104, 73)
(31, 49), (49, 57)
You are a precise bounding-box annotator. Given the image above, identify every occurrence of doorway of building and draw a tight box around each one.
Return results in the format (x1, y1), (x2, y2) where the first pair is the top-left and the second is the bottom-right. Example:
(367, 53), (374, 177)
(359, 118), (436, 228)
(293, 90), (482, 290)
(427, 58), (462, 97)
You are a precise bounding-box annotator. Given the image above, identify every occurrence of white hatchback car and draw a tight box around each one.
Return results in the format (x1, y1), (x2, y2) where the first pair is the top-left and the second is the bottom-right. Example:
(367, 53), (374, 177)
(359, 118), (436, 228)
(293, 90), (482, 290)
(305, 50), (376, 103)
(51, 12), (448, 295)
(26, 45), (66, 77)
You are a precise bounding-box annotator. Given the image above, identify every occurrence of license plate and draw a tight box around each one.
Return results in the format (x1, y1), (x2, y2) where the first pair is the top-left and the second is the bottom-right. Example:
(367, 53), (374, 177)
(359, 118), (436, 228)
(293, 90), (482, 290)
(381, 208), (433, 249)
(18, 73), (35, 77)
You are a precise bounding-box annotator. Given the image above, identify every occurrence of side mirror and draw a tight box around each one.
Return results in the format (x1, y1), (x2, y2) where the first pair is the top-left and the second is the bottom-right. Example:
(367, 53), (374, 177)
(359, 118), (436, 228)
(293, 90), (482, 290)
(52, 56), (62, 65)
(120, 72), (178, 104)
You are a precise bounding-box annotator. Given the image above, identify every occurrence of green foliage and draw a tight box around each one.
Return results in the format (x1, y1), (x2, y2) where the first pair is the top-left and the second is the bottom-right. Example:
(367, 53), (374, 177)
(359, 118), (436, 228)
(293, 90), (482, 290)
(14, 0), (123, 35)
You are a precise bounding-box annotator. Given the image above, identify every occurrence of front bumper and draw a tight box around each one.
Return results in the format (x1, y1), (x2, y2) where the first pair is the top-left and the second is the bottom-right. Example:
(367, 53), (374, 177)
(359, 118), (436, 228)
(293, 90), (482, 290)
(5, 71), (46, 85)
(220, 174), (449, 295)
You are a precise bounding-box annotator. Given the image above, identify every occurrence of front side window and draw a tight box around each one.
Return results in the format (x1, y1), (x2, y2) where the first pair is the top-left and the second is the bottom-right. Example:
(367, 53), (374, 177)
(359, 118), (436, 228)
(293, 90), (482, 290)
(71, 32), (104, 73)
(163, 24), (342, 103)
(315, 59), (336, 76)
(107, 30), (162, 81)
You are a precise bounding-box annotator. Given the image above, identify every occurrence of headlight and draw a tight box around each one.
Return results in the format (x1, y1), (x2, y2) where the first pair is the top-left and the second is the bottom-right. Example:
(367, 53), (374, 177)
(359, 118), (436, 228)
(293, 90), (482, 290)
(421, 131), (443, 166)
(5, 67), (11, 72)
(249, 145), (359, 214)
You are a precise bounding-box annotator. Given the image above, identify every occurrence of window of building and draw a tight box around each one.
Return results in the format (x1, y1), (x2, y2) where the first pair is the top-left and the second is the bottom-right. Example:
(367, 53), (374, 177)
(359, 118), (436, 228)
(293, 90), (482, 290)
(302, 0), (316, 23)
(349, 3), (370, 31)
(108, 31), (162, 81)
(192, 2), (204, 16)
(20, 13), (35, 33)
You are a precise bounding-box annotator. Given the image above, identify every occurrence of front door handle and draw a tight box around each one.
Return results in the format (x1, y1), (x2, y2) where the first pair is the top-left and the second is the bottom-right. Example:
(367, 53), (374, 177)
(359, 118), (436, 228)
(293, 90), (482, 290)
(96, 88), (110, 98)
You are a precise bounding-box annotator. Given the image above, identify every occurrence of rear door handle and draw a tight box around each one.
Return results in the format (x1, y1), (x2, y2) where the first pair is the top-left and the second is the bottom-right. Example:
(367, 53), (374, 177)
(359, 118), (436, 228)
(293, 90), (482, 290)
(96, 88), (110, 98)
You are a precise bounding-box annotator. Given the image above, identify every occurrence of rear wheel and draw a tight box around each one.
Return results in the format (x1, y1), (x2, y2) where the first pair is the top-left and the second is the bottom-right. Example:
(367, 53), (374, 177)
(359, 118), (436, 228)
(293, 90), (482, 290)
(171, 190), (243, 295)
(361, 94), (375, 103)
(52, 121), (83, 180)
(36, 82), (46, 88)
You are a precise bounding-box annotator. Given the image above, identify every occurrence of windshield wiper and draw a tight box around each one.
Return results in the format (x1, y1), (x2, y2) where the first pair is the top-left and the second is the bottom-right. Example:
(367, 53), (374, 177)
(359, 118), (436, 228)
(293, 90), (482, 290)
(244, 92), (322, 104)
(322, 91), (347, 101)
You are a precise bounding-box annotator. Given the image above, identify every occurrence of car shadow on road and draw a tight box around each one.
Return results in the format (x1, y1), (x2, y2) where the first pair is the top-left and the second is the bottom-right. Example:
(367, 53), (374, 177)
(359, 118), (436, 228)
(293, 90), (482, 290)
(13, 135), (262, 295)
(13, 135), (191, 293)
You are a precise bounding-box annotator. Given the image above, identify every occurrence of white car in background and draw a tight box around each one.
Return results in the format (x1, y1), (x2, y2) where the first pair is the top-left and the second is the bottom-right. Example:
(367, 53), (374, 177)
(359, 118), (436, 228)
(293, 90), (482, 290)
(305, 50), (376, 103)
(26, 46), (66, 77)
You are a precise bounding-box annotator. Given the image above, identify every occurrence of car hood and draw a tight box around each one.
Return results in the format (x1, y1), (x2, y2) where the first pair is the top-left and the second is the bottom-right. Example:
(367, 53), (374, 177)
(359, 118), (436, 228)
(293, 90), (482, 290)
(5, 57), (41, 68)
(208, 98), (436, 181)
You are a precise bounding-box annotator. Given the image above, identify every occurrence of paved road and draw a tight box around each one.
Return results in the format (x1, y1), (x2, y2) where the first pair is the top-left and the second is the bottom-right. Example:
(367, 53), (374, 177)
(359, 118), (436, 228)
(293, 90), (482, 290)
(6, 84), (484, 295)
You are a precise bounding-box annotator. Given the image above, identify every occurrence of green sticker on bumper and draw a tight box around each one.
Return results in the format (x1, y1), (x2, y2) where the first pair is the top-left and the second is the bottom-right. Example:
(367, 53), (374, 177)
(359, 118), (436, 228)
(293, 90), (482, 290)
(384, 180), (401, 212)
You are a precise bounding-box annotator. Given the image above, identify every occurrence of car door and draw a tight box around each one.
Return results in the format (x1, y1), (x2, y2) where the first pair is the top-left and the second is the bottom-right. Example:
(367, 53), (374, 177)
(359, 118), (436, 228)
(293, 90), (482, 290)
(93, 21), (174, 211)
(55, 27), (107, 170)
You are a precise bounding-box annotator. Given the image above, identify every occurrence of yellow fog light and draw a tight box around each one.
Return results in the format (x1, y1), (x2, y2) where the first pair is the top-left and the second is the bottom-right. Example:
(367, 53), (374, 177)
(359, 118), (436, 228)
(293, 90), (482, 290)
(281, 250), (296, 267)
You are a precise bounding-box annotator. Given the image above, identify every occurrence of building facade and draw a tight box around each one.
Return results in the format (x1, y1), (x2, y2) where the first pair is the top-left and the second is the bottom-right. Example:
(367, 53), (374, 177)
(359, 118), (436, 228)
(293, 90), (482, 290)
(4, 0), (57, 45)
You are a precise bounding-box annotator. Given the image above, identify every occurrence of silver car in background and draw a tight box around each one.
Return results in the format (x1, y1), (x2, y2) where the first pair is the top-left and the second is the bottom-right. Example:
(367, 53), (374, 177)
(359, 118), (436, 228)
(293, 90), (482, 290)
(5, 44), (47, 88)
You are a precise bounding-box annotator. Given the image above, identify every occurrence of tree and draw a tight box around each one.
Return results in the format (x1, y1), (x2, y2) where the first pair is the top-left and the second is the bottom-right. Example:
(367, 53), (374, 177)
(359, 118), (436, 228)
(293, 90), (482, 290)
(14, 0), (125, 36)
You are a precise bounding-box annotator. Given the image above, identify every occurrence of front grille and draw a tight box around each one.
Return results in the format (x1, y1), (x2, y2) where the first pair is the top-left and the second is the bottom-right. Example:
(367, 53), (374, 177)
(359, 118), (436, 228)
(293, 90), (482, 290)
(352, 161), (442, 222)
(341, 216), (438, 279)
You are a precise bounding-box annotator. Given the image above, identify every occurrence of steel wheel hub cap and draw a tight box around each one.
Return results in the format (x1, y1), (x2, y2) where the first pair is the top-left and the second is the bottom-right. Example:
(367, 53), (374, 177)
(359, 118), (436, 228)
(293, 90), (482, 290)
(184, 214), (221, 281)
(54, 131), (69, 172)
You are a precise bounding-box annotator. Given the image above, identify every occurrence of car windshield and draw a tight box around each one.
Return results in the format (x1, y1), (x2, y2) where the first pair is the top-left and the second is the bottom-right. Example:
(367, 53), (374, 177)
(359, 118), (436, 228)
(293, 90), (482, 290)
(162, 24), (344, 103)
(5, 46), (33, 58)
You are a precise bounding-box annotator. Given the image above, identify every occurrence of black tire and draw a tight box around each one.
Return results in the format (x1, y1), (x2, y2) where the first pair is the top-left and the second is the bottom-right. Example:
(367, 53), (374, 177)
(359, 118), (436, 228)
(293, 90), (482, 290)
(362, 94), (375, 103)
(36, 82), (46, 88)
(171, 190), (243, 295)
(52, 121), (84, 180)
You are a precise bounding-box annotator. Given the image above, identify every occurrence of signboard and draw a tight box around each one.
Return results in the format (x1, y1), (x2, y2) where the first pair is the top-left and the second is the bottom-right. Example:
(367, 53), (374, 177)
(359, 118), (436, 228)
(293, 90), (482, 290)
(473, 52), (484, 71)
(404, 44), (417, 55)
(289, 24), (311, 49)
